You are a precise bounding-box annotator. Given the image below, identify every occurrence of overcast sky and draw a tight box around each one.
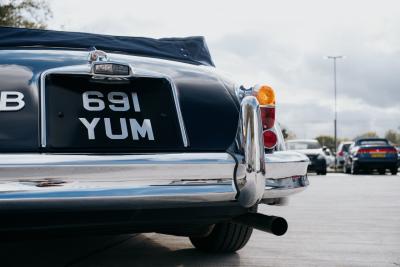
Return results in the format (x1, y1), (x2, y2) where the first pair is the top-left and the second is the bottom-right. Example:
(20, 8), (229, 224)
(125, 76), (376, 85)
(46, 0), (400, 139)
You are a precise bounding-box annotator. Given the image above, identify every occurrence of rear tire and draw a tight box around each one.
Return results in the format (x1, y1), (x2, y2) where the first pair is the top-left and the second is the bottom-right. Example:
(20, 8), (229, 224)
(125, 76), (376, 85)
(189, 220), (253, 253)
(351, 162), (359, 175)
(344, 164), (351, 174)
(378, 169), (386, 175)
(391, 168), (398, 175)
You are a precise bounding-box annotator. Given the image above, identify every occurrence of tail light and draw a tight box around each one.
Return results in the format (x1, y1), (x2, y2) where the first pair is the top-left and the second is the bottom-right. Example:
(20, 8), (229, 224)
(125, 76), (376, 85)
(357, 148), (368, 154)
(255, 85), (275, 106)
(338, 151), (344, 156)
(263, 129), (278, 149)
(357, 148), (397, 154)
(260, 106), (275, 129)
(254, 85), (277, 149)
(384, 148), (398, 154)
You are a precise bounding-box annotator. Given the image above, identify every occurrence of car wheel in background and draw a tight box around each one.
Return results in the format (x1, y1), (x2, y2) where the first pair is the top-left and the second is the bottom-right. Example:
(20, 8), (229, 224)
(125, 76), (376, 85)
(189, 220), (253, 253)
(351, 162), (359, 175)
(378, 169), (386, 175)
(343, 164), (351, 174)
(390, 168), (398, 175)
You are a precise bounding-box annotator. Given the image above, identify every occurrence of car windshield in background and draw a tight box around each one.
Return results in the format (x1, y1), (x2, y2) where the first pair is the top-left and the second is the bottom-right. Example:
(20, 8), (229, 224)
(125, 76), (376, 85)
(359, 140), (388, 146)
(287, 141), (321, 150)
(342, 144), (351, 152)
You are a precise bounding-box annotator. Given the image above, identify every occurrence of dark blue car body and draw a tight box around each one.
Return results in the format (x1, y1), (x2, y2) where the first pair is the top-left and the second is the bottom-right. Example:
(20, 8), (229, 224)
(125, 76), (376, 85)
(344, 138), (398, 175)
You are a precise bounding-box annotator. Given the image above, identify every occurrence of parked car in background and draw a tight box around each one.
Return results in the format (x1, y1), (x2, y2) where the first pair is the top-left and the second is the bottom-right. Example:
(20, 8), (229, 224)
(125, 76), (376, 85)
(396, 146), (400, 168)
(336, 141), (354, 168)
(323, 147), (335, 168)
(286, 139), (327, 175)
(0, 27), (310, 252)
(343, 138), (398, 175)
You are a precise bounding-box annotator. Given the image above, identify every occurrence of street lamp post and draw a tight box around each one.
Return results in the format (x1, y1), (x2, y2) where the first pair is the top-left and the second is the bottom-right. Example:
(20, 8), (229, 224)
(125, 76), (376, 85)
(326, 55), (344, 170)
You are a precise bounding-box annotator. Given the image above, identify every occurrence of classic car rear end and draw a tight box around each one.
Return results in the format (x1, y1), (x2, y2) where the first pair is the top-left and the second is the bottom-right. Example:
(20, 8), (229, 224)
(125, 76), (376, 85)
(0, 27), (309, 252)
(344, 138), (398, 175)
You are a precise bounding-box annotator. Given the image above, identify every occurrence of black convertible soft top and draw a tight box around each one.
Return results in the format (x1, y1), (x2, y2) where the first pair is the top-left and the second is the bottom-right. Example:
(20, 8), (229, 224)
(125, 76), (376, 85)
(0, 27), (215, 66)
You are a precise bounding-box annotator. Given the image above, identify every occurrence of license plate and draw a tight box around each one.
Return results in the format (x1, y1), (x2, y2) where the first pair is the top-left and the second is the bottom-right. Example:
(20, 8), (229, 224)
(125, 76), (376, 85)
(44, 74), (183, 151)
(371, 153), (386, 158)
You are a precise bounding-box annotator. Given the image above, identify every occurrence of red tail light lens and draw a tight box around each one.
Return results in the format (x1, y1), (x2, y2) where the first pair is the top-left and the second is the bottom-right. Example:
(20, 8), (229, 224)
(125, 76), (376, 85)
(260, 106), (275, 130)
(253, 84), (277, 150)
(383, 148), (398, 153)
(338, 151), (344, 156)
(358, 148), (397, 154)
(263, 130), (277, 149)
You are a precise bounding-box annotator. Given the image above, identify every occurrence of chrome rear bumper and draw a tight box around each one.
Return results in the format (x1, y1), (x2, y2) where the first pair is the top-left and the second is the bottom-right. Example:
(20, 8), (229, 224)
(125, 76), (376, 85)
(0, 151), (308, 210)
(0, 96), (309, 210)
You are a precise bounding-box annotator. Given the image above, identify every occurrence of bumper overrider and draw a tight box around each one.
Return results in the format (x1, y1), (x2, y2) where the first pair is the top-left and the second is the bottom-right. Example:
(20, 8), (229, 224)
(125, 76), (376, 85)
(0, 96), (309, 211)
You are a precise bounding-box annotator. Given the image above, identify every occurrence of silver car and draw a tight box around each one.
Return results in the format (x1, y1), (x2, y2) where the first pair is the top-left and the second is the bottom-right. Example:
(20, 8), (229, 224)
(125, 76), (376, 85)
(336, 141), (354, 168)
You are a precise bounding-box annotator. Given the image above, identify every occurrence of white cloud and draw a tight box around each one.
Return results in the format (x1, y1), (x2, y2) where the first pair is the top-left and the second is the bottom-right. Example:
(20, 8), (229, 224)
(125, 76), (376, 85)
(47, 0), (400, 139)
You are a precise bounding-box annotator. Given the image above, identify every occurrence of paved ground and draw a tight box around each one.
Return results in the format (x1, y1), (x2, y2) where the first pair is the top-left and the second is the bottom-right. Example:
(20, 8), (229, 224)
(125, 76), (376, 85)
(1, 173), (400, 267)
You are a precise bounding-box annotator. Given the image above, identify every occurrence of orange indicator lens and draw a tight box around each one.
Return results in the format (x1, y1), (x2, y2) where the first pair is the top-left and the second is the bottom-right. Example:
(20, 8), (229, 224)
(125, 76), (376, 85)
(255, 85), (275, 106)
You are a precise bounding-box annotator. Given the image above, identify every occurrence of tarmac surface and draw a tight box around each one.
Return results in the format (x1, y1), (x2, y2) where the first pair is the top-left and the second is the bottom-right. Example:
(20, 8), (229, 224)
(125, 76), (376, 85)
(1, 173), (400, 267)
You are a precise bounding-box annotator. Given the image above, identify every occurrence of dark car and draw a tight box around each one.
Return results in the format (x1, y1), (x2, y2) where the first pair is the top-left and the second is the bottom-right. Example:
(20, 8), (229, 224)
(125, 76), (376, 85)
(286, 139), (327, 175)
(0, 27), (310, 252)
(343, 138), (398, 175)
(397, 146), (400, 168)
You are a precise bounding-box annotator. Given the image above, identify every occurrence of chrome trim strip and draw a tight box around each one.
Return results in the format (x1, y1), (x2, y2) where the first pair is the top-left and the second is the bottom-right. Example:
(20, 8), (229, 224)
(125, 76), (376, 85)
(0, 185), (236, 210)
(235, 151), (309, 180)
(265, 151), (309, 179)
(263, 175), (309, 199)
(0, 153), (235, 181)
(39, 63), (189, 148)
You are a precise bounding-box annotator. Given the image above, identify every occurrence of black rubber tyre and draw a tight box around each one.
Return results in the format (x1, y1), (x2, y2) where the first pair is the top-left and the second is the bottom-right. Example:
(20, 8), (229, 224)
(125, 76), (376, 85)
(319, 169), (327, 175)
(189, 221), (253, 253)
(343, 164), (351, 174)
(378, 169), (386, 175)
(351, 162), (359, 175)
(390, 168), (398, 175)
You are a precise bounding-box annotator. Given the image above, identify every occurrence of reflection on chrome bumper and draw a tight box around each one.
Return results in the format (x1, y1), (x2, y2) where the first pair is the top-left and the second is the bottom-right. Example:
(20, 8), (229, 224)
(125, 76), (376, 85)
(0, 95), (310, 210)
(0, 151), (308, 210)
(235, 96), (309, 207)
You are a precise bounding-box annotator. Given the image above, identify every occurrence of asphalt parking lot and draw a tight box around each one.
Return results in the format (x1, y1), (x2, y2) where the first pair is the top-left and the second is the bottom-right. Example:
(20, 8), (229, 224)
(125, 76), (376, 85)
(1, 173), (400, 267)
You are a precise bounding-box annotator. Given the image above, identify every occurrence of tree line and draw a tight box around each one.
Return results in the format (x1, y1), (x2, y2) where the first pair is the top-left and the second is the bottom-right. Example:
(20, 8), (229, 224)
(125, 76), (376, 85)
(0, 0), (51, 29)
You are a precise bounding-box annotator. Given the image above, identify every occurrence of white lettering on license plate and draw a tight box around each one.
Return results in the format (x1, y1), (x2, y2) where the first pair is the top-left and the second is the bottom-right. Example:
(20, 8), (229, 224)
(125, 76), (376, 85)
(78, 90), (155, 141)
(0, 91), (25, 111)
